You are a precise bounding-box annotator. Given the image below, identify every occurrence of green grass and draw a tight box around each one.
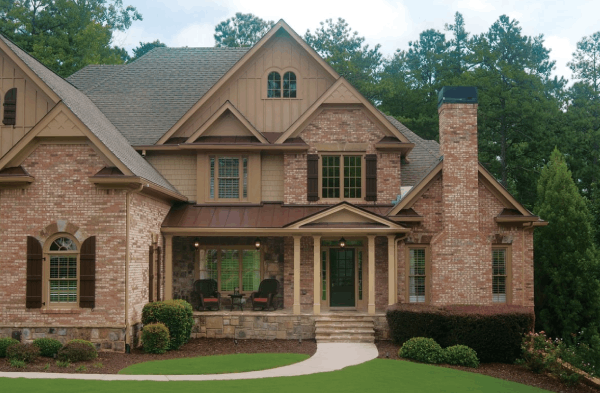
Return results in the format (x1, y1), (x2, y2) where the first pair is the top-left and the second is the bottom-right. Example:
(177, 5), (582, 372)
(118, 353), (309, 375)
(2, 359), (550, 392)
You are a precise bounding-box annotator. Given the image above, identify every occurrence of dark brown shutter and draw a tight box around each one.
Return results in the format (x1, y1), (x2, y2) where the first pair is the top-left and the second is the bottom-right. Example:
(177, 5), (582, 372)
(156, 246), (162, 301)
(365, 154), (377, 201)
(307, 154), (319, 201)
(149, 245), (155, 302)
(26, 236), (43, 308)
(79, 236), (96, 308)
(3, 88), (16, 126)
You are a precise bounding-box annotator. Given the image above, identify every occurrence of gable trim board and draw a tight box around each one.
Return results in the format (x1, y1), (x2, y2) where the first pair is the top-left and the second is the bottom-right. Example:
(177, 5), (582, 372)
(186, 101), (268, 143)
(156, 20), (340, 145)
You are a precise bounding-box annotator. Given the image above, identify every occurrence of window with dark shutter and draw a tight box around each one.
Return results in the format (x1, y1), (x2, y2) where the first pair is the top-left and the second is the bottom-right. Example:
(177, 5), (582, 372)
(365, 154), (377, 201)
(307, 154), (319, 201)
(26, 236), (43, 308)
(149, 245), (155, 302)
(79, 236), (96, 308)
(3, 88), (16, 126)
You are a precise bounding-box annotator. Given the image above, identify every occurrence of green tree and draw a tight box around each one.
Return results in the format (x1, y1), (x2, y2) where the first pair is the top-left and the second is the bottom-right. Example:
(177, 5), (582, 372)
(568, 31), (600, 93)
(305, 18), (383, 102)
(129, 39), (166, 63)
(214, 12), (274, 48)
(534, 148), (600, 341)
(444, 12), (471, 76)
(0, 0), (141, 77)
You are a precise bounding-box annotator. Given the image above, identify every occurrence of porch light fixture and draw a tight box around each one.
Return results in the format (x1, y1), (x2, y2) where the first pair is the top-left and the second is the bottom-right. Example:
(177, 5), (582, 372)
(339, 237), (346, 248)
(254, 237), (262, 250)
(193, 238), (200, 249)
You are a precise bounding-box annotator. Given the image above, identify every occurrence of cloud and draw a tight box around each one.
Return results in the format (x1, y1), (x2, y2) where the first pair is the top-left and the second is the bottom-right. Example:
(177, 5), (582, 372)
(456, 0), (495, 12)
(171, 23), (216, 48)
(112, 26), (167, 54)
(545, 35), (576, 81)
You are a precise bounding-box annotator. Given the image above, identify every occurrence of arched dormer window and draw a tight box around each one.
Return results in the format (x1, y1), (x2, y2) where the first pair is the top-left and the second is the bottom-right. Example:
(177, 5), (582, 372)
(3, 88), (17, 125)
(267, 72), (281, 98)
(283, 72), (297, 98)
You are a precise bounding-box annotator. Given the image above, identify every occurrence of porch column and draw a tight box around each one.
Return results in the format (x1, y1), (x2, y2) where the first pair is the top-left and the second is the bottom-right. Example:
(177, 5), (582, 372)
(293, 236), (301, 315)
(368, 235), (376, 315)
(164, 235), (173, 300)
(313, 235), (321, 315)
(388, 235), (397, 305)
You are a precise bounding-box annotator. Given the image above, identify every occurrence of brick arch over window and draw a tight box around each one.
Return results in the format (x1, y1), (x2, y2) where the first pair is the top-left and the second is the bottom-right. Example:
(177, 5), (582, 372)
(38, 220), (88, 245)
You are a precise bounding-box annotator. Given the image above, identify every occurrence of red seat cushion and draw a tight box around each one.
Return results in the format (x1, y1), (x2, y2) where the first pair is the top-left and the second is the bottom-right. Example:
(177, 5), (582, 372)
(254, 298), (268, 302)
(204, 298), (218, 302)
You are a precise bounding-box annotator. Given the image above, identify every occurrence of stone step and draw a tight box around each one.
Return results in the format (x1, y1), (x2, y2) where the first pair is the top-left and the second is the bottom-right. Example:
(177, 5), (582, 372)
(316, 333), (375, 343)
(315, 322), (374, 328)
(315, 327), (375, 335)
(315, 316), (375, 322)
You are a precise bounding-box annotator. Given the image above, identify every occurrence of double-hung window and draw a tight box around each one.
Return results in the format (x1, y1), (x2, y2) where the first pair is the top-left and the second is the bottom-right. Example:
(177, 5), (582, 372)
(198, 248), (261, 293)
(47, 236), (79, 306)
(209, 156), (248, 201)
(321, 155), (363, 199)
(407, 247), (428, 303)
(492, 247), (510, 303)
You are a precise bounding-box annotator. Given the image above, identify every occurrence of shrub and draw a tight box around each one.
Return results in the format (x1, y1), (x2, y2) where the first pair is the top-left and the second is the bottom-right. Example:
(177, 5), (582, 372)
(56, 360), (70, 368)
(6, 343), (40, 363)
(33, 338), (63, 357)
(9, 359), (26, 368)
(142, 322), (170, 354)
(399, 337), (445, 364)
(444, 345), (479, 368)
(0, 337), (19, 357)
(386, 304), (534, 363)
(519, 331), (580, 385)
(142, 300), (193, 350)
(558, 332), (600, 377)
(57, 341), (97, 362)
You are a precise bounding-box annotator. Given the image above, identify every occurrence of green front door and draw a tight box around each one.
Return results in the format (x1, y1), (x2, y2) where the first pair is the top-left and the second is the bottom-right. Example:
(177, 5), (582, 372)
(330, 248), (355, 307)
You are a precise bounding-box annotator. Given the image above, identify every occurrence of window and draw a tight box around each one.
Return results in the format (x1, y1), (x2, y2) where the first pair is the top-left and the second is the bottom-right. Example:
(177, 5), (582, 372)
(197, 248), (261, 293)
(209, 156), (248, 201)
(492, 247), (510, 303)
(267, 71), (281, 98)
(283, 72), (297, 98)
(46, 236), (79, 305)
(3, 88), (16, 125)
(321, 155), (363, 199)
(406, 247), (429, 303)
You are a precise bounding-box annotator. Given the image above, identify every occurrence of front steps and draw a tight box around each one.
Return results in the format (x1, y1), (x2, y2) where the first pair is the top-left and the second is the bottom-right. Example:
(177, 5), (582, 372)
(315, 314), (375, 343)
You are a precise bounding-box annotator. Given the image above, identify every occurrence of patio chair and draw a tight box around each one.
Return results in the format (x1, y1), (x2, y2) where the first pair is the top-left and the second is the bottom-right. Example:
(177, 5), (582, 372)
(249, 279), (281, 311)
(191, 279), (221, 311)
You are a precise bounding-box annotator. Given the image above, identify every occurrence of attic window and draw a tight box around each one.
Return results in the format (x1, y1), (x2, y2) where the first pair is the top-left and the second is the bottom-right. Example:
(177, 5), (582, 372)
(267, 72), (281, 98)
(283, 72), (297, 98)
(3, 88), (17, 125)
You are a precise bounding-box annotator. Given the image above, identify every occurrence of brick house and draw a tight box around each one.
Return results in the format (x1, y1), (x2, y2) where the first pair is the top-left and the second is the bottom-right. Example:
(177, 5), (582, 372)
(0, 21), (545, 350)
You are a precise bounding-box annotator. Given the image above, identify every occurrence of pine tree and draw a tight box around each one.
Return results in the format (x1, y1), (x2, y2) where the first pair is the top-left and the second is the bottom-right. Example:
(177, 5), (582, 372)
(534, 148), (600, 342)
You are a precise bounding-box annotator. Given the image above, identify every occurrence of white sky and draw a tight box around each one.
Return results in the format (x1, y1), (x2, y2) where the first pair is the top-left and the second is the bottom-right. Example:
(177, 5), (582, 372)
(111, 0), (598, 83)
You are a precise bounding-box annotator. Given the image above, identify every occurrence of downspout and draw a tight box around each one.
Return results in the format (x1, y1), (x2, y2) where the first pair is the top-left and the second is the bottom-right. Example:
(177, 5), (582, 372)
(125, 183), (144, 352)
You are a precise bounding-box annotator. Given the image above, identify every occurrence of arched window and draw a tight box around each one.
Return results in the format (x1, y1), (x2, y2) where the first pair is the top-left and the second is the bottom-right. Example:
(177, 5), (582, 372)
(3, 88), (16, 125)
(267, 72), (281, 98)
(283, 72), (297, 98)
(47, 236), (79, 304)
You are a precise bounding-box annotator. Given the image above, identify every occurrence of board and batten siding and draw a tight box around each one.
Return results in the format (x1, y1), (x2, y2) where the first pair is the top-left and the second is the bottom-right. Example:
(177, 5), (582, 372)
(145, 153), (197, 201)
(0, 50), (56, 157)
(172, 34), (335, 139)
(262, 154), (284, 202)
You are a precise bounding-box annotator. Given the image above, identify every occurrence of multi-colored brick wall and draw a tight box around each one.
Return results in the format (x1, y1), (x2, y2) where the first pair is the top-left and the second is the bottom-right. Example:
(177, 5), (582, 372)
(284, 108), (401, 204)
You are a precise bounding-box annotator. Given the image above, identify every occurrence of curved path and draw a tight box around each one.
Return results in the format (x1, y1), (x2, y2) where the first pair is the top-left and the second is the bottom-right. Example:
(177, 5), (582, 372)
(0, 342), (379, 381)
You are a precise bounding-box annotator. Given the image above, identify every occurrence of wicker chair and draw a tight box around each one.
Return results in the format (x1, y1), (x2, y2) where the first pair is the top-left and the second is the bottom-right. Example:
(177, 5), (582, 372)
(191, 279), (221, 311)
(249, 279), (281, 311)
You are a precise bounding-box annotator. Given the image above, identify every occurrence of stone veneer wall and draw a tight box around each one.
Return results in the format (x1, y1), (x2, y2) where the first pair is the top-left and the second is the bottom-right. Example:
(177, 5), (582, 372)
(172, 237), (285, 307)
(283, 108), (401, 205)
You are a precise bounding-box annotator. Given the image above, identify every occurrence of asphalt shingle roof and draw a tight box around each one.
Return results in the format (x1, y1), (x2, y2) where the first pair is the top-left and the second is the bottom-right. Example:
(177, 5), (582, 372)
(0, 35), (178, 194)
(67, 47), (249, 146)
(67, 64), (125, 93)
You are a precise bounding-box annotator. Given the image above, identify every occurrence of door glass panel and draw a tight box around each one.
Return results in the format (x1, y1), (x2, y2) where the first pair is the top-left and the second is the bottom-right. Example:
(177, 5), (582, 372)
(330, 248), (355, 307)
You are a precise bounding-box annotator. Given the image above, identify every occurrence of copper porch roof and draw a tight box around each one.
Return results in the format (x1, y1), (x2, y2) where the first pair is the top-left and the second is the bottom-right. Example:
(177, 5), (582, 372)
(162, 203), (392, 229)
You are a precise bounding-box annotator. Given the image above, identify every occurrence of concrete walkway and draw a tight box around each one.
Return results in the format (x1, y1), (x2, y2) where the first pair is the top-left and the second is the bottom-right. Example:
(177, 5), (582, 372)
(0, 342), (379, 381)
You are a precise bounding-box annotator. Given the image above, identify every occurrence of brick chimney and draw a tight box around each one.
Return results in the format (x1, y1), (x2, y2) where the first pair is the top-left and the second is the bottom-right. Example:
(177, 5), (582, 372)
(433, 86), (484, 304)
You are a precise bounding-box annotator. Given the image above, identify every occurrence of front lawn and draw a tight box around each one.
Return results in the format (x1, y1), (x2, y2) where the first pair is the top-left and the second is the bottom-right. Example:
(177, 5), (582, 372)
(1, 358), (549, 393)
(119, 353), (309, 375)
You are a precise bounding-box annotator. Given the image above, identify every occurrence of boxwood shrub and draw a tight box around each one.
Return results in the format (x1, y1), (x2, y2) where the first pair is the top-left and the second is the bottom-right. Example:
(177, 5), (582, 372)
(142, 322), (170, 354)
(399, 337), (445, 364)
(444, 344), (479, 368)
(6, 343), (40, 363)
(386, 304), (534, 363)
(0, 337), (19, 357)
(57, 340), (97, 362)
(33, 338), (63, 357)
(142, 300), (193, 350)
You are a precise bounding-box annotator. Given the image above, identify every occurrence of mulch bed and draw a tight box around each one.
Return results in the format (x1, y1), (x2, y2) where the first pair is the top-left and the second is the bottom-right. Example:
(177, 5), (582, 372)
(376, 341), (598, 393)
(0, 338), (317, 375)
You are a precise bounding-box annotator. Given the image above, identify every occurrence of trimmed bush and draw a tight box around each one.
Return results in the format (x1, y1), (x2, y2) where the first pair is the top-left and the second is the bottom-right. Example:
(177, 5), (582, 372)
(444, 345), (479, 368)
(57, 341), (98, 362)
(399, 337), (445, 364)
(142, 323), (170, 354)
(33, 338), (63, 357)
(387, 304), (534, 363)
(6, 343), (40, 363)
(0, 337), (19, 357)
(142, 300), (194, 350)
